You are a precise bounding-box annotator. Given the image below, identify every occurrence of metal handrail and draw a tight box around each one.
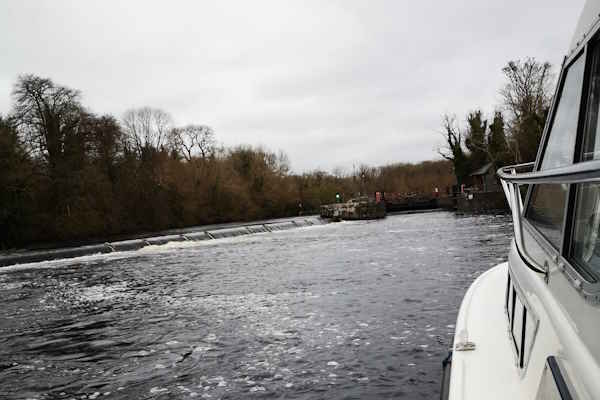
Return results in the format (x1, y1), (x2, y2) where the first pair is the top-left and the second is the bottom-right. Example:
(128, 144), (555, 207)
(497, 160), (600, 184)
(497, 160), (600, 276)
(497, 163), (553, 276)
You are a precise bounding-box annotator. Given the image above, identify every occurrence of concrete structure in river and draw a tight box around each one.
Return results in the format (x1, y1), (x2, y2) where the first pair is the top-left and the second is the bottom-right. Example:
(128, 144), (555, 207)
(320, 197), (386, 220)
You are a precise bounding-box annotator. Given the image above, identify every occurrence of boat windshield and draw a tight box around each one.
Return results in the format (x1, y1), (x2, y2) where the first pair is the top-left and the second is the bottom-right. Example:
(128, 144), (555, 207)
(525, 56), (585, 249)
(540, 56), (585, 170)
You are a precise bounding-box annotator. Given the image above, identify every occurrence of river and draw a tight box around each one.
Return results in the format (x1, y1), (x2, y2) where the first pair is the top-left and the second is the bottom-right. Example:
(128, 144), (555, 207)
(0, 211), (513, 400)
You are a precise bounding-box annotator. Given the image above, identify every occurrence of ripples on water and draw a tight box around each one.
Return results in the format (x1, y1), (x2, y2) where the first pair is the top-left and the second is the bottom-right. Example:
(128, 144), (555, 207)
(0, 212), (512, 399)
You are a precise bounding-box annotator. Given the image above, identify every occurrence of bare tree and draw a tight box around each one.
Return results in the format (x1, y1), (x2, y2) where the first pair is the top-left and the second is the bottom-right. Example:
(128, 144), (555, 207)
(500, 58), (552, 121)
(500, 58), (554, 162)
(12, 74), (82, 171)
(438, 114), (469, 186)
(275, 150), (290, 176)
(122, 107), (173, 154)
(331, 166), (347, 180)
(170, 124), (215, 161)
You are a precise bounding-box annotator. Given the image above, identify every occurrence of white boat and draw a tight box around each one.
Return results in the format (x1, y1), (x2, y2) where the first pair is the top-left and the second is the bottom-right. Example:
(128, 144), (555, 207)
(444, 1), (600, 399)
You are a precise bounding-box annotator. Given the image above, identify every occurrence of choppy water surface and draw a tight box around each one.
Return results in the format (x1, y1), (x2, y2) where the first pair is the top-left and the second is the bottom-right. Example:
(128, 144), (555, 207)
(0, 212), (512, 399)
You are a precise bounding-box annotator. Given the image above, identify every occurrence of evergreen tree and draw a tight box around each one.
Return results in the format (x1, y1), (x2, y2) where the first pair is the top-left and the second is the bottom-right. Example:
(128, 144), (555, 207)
(487, 111), (513, 167)
(0, 116), (36, 248)
(465, 110), (488, 169)
(439, 115), (469, 186)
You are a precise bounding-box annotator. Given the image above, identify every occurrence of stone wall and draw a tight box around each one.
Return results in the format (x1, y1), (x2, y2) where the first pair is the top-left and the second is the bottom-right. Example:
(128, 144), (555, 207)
(456, 191), (508, 212)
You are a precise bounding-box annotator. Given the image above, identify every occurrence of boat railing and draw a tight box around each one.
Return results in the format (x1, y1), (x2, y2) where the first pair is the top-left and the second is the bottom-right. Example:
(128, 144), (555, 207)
(497, 160), (600, 276)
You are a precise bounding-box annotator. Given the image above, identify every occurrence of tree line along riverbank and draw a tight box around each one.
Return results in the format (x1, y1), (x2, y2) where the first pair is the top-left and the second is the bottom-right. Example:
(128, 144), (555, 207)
(0, 56), (551, 249)
(0, 75), (455, 250)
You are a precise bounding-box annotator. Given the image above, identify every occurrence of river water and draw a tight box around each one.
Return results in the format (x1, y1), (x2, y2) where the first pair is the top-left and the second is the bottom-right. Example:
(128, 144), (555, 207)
(0, 211), (512, 400)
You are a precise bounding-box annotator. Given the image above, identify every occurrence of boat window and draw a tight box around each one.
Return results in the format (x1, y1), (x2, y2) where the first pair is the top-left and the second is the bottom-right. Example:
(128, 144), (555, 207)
(505, 273), (511, 311)
(523, 308), (537, 368)
(581, 42), (600, 161)
(505, 273), (537, 369)
(535, 357), (574, 400)
(526, 56), (585, 248)
(512, 295), (524, 355)
(541, 55), (585, 170)
(526, 184), (568, 249)
(569, 183), (600, 282)
(567, 43), (600, 282)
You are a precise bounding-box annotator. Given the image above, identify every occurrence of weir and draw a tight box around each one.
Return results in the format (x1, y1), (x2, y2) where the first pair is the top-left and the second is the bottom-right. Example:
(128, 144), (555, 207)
(207, 227), (251, 239)
(0, 217), (327, 268)
(266, 221), (298, 230)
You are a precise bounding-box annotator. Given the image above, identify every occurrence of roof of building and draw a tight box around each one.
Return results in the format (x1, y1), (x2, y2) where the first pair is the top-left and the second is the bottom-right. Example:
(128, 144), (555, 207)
(469, 162), (494, 176)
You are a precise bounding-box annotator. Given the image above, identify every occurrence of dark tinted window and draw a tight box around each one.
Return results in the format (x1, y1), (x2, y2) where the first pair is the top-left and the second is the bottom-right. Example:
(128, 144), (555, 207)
(582, 42), (600, 161)
(567, 43), (600, 282)
(570, 183), (600, 281)
(540, 56), (585, 170)
(526, 56), (585, 249)
(526, 184), (567, 249)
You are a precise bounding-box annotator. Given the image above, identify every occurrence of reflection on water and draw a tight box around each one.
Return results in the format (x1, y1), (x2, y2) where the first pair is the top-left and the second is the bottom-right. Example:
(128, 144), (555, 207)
(0, 212), (512, 399)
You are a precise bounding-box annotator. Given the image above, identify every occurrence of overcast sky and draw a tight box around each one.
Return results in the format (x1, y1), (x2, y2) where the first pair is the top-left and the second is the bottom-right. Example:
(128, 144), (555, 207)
(0, 0), (586, 172)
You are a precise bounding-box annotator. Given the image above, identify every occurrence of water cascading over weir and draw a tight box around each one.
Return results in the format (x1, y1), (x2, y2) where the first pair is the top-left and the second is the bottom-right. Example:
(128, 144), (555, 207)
(0, 217), (327, 267)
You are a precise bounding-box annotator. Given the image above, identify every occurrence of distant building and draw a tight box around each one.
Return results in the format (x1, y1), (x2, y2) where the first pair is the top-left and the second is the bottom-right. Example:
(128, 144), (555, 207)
(465, 162), (500, 192)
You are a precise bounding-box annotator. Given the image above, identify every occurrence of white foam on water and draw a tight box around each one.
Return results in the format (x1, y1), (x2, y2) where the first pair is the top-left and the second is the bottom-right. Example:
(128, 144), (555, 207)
(77, 282), (129, 302)
(0, 251), (129, 274)
(136, 240), (206, 254)
(0, 281), (27, 290)
(411, 247), (427, 252)
(204, 333), (217, 342)
(0, 221), (331, 273)
(193, 346), (212, 354)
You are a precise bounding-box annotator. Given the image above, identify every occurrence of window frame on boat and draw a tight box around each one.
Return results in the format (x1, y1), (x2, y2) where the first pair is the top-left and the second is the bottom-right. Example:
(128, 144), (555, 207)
(522, 46), (588, 266)
(505, 267), (540, 372)
(522, 27), (600, 296)
(564, 37), (600, 283)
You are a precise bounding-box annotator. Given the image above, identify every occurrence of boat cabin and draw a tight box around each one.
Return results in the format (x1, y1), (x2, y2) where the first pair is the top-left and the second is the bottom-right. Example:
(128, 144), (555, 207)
(448, 1), (600, 399)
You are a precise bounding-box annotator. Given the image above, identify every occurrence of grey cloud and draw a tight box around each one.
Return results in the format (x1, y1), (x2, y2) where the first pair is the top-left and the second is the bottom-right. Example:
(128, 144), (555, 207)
(0, 0), (585, 172)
